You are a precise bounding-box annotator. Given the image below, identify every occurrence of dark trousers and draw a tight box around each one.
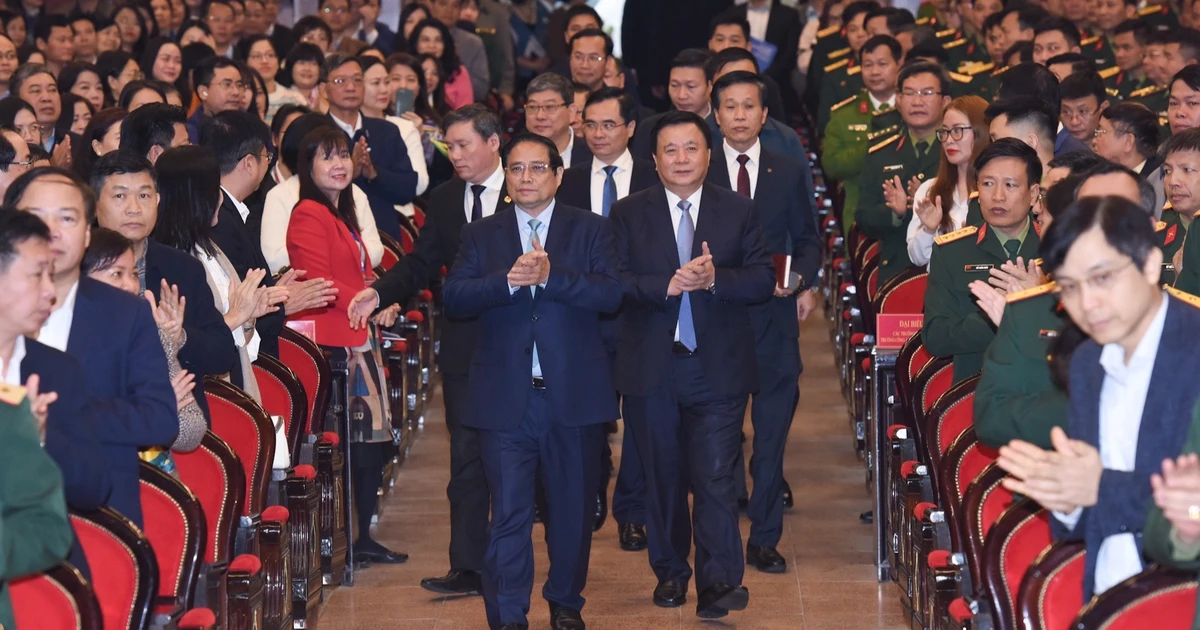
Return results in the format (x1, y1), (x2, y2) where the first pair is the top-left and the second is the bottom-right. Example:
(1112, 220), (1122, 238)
(610, 414), (646, 526)
(745, 323), (801, 548)
(623, 353), (748, 591)
(478, 389), (604, 628)
(443, 373), (489, 572)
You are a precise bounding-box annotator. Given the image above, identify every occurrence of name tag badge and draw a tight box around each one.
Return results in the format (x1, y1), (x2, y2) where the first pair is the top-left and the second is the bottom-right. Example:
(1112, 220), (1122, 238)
(964, 264), (994, 272)
(1163, 263), (1177, 271)
(1038, 329), (1059, 339)
(850, 124), (867, 131)
(883, 164), (904, 172)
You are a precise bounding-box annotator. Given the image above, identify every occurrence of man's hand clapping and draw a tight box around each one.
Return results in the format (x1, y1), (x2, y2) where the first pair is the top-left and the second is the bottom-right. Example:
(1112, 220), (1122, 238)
(668, 241), (715, 295)
(508, 238), (550, 288)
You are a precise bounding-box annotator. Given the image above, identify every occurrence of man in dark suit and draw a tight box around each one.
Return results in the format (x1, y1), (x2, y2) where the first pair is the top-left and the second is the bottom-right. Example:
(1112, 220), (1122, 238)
(611, 111), (775, 618)
(706, 71), (821, 574)
(622, 0), (737, 110)
(119, 103), (190, 165)
(323, 53), (419, 240)
(11, 64), (79, 166)
(557, 86), (657, 551)
(526, 72), (593, 169)
(5, 166), (178, 528)
(631, 49), (716, 160)
(186, 57), (247, 144)
(998, 196), (1200, 600)
(347, 104), (512, 597)
(89, 151), (238, 421)
(706, 21), (790, 123)
(443, 132), (623, 630)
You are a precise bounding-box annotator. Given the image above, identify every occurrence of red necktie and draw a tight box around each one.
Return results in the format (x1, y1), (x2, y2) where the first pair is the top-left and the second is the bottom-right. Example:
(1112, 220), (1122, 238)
(736, 154), (751, 197)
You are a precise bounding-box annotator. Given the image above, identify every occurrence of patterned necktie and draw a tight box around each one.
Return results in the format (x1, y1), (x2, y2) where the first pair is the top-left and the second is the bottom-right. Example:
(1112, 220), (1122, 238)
(1003, 238), (1021, 261)
(602, 165), (618, 217)
(676, 200), (697, 352)
(470, 184), (485, 222)
(736, 154), (751, 197)
(526, 218), (543, 375)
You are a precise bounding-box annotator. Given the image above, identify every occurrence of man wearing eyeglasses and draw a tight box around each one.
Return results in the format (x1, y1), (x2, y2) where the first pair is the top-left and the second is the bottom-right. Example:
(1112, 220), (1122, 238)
(319, 0), (367, 55)
(187, 56), (245, 143)
(443, 132), (622, 630)
(525, 72), (592, 169)
(566, 29), (609, 93)
(857, 60), (950, 285)
(11, 65), (72, 168)
(0, 129), (31, 199)
(206, 0), (238, 58)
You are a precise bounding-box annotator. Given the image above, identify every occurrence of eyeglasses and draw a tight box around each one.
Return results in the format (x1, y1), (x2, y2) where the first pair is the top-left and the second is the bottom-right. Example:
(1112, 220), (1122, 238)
(525, 103), (567, 115)
(936, 125), (974, 142)
(249, 149), (274, 162)
(322, 6), (348, 15)
(572, 52), (606, 64)
(0, 52), (16, 62)
(249, 52), (277, 62)
(13, 124), (44, 139)
(331, 75), (364, 86)
(1052, 260), (1134, 301)
(583, 120), (628, 132)
(6, 158), (32, 168)
(901, 88), (943, 99)
(506, 162), (553, 176)
(214, 79), (245, 91)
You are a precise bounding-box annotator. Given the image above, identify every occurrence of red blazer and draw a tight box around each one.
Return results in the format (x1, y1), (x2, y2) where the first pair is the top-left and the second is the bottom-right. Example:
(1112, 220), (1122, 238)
(285, 199), (369, 348)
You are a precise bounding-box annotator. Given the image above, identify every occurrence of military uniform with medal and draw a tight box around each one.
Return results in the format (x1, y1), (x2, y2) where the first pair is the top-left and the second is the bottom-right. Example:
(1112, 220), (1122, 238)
(822, 91), (902, 227)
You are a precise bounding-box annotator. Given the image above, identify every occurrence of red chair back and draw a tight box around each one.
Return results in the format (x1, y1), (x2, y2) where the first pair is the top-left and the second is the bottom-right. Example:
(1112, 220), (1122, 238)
(874, 269), (928, 315)
(175, 431), (246, 564)
(983, 500), (1053, 630)
(70, 508), (158, 630)
(378, 232), (404, 270)
(139, 462), (205, 610)
(1018, 540), (1086, 630)
(958, 462), (1012, 587)
(928, 375), (980, 468)
(865, 264), (881, 303)
(205, 378), (276, 517)
(277, 326), (331, 436)
(1072, 568), (1198, 630)
(10, 564), (102, 630)
(896, 334), (934, 410)
(907, 359), (955, 464)
(253, 354), (308, 463)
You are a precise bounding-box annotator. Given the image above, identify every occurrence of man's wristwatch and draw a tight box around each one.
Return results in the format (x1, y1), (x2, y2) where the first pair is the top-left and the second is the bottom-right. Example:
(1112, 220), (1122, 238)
(706, 281), (716, 293)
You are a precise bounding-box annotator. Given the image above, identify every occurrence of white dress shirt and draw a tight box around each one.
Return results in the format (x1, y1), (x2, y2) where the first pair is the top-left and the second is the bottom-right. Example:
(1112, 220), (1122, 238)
(385, 115), (429, 217)
(196, 247), (262, 362)
(722, 139), (762, 198)
(746, 1), (770, 41)
(1053, 293), (1169, 595)
(330, 112), (365, 138)
(561, 130), (577, 167)
(868, 93), (897, 112)
(664, 186), (704, 342)
(221, 186), (251, 223)
(589, 149), (635, 215)
(1, 335), (25, 386)
(463, 163), (507, 223)
(512, 203), (554, 378)
(260, 175), (384, 274)
(906, 178), (969, 267)
(37, 280), (78, 352)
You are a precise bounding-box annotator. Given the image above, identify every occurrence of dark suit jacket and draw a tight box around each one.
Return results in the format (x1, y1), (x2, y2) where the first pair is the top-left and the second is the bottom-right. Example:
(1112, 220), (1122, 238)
(371, 176), (512, 377)
(727, 1), (802, 96)
(442, 203), (623, 430)
(1054, 294), (1200, 599)
(621, 0), (737, 108)
(1055, 126), (1092, 156)
(144, 240), (238, 420)
(569, 135), (594, 168)
(211, 194), (284, 357)
(335, 113), (420, 240)
(610, 183), (775, 397)
(65, 278), (178, 527)
(556, 157), (660, 214)
(706, 147), (821, 341)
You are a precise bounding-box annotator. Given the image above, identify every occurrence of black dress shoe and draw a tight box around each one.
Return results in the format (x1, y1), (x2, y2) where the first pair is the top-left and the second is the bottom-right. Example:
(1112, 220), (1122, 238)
(549, 603), (585, 630)
(420, 569), (482, 595)
(352, 540), (408, 564)
(782, 479), (794, 508)
(696, 583), (749, 619)
(618, 523), (647, 551)
(746, 544), (787, 574)
(592, 487), (608, 532)
(653, 579), (687, 607)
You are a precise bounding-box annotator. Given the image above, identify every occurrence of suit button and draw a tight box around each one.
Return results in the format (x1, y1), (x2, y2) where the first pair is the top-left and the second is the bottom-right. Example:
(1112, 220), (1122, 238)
(1119, 525), (1129, 533)
(525, 348), (532, 355)
(532, 315), (539, 321)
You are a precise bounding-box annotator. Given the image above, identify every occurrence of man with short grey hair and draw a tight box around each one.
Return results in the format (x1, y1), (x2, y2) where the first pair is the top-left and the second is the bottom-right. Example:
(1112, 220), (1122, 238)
(525, 72), (592, 168)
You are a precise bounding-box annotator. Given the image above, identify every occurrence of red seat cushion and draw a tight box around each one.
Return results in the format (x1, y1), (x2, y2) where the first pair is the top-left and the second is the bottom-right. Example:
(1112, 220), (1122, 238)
(253, 364), (295, 438)
(140, 481), (187, 599)
(406, 309), (424, 323)
(175, 443), (235, 564)
(230, 554), (262, 575)
(1004, 512), (1053, 609)
(1040, 552), (1085, 630)
(418, 289), (433, 301)
(927, 550), (951, 569)
(262, 505), (290, 522)
(72, 515), (138, 630)
(1100, 583), (1198, 630)
(206, 394), (267, 517)
(179, 608), (217, 627)
(10, 572), (81, 630)
(293, 464), (316, 479)
(320, 431), (340, 446)
(949, 597), (973, 623)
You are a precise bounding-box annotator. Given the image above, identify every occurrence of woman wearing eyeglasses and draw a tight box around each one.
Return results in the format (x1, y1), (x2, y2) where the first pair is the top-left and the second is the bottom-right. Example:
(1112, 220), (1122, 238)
(903, 95), (990, 267)
(285, 125), (407, 567)
(408, 18), (472, 110)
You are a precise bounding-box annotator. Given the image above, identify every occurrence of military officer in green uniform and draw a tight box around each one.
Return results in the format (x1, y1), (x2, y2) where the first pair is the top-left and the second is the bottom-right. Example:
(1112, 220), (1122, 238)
(1161, 131), (1200, 295)
(857, 61), (949, 284)
(923, 139), (1043, 384)
(1080, 33), (1119, 71)
(816, 1), (877, 131)
(805, 22), (850, 118)
(823, 35), (903, 228)
(1106, 20), (1154, 100)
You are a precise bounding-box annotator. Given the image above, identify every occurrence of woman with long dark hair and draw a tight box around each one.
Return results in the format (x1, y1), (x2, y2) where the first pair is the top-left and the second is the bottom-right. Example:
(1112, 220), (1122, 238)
(153, 145), (285, 403)
(408, 18), (471, 110)
(140, 37), (186, 98)
(385, 52), (454, 192)
(74, 106), (125, 175)
(391, 2), (430, 52)
(96, 50), (141, 107)
(239, 34), (303, 121)
(57, 92), (93, 136)
(285, 125), (405, 566)
(0, 96), (42, 146)
(58, 62), (105, 111)
(112, 4), (149, 56)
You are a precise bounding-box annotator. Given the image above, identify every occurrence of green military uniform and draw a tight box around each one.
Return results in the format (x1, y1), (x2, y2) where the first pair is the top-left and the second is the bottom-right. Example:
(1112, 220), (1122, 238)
(1129, 84), (1171, 141)
(945, 32), (992, 72)
(974, 283), (1067, 450)
(1136, 3), (1177, 31)
(0, 386), (74, 630)
(818, 58), (864, 131)
(1158, 206), (1187, 286)
(806, 26), (849, 126)
(1173, 207), (1200, 296)
(1103, 66), (1152, 101)
(921, 219), (1042, 383)
(917, 1), (937, 22)
(1080, 33), (1118, 71)
(948, 62), (998, 100)
(856, 129), (942, 284)
(822, 91), (902, 228)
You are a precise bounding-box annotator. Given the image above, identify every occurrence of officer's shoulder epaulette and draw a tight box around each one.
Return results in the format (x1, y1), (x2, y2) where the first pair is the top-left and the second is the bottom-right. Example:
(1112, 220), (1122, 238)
(1167, 285), (1200, 307)
(934, 225), (978, 245)
(829, 47), (852, 60)
(818, 24), (841, 39)
(1138, 4), (1167, 16)
(962, 62), (995, 76)
(1192, 207), (1200, 218)
(872, 106), (896, 117)
(831, 94), (858, 112)
(1006, 282), (1056, 303)
(1106, 87), (1119, 97)
(1080, 35), (1101, 47)
(1130, 84), (1165, 99)
(917, 16), (932, 26)
(936, 27), (957, 38)
(868, 125), (899, 141)
(847, 65), (862, 75)
(1156, 220), (1168, 232)
(1098, 65), (1120, 80)
(991, 64), (1012, 78)
(825, 58), (850, 73)
(869, 134), (901, 153)
(944, 37), (967, 49)
(949, 71), (972, 84)
(0, 382), (26, 406)
(969, 190), (979, 200)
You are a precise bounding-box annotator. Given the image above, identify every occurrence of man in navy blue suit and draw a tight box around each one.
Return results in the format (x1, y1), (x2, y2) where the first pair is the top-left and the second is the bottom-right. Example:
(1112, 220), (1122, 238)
(998, 196), (1200, 599)
(323, 53), (420, 240)
(5, 167), (178, 528)
(610, 111), (775, 619)
(443, 133), (623, 630)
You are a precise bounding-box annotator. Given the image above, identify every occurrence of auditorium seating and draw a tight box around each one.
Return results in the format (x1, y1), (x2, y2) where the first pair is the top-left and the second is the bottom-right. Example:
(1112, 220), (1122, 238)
(1071, 567), (1198, 629)
(70, 508), (158, 630)
(138, 462), (205, 627)
(10, 563), (102, 630)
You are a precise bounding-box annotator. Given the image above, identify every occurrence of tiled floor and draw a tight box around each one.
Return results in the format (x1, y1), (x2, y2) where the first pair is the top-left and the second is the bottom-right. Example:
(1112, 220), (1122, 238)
(317, 310), (908, 629)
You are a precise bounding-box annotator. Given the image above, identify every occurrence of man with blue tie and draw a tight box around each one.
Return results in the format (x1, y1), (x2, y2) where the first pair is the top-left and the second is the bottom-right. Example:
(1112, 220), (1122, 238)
(442, 132), (623, 630)
(610, 111), (775, 619)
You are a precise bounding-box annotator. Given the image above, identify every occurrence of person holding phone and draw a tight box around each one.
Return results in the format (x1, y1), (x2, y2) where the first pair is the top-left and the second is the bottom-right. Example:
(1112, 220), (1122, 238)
(359, 54), (428, 217)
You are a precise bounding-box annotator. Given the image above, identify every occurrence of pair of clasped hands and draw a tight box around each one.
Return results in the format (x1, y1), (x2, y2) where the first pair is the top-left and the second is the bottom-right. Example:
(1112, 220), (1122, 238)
(508, 238), (552, 289)
(667, 242), (716, 296)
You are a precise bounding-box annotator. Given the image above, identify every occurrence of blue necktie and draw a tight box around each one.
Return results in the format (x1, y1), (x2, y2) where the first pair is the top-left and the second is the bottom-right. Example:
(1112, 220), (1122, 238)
(526, 218), (543, 376)
(602, 165), (618, 217)
(676, 200), (697, 351)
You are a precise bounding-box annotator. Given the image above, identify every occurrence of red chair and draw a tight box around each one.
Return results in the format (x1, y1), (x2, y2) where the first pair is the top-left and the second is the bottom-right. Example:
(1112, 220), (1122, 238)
(277, 326), (332, 439)
(377, 232), (404, 271)
(982, 500), (1053, 630)
(10, 563), (102, 630)
(959, 462), (1012, 585)
(1017, 540), (1086, 630)
(1072, 568), (1198, 630)
(70, 507), (158, 630)
(139, 462), (205, 624)
(252, 354), (307, 464)
(175, 431), (244, 623)
(227, 555), (266, 630)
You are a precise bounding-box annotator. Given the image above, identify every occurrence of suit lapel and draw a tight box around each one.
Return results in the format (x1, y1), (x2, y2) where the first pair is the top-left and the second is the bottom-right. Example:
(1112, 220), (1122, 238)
(708, 150), (731, 189)
(692, 183), (720, 260)
(65, 280), (88, 363)
(1138, 297), (1187, 470)
(648, 185), (681, 269)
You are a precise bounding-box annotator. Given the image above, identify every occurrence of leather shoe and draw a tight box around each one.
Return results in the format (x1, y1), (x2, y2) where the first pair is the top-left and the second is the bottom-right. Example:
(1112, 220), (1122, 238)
(653, 579), (687, 607)
(352, 540), (408, 564)
(782, 479), (794, 508)
(549, 603), (585, 630)
(696, 583), (749, 619)
(592, 487), (608, 532)
(420, 569), (482, 595)
(498, 625), (528, 630)
(746, 545), (787, 574)
(618, 523), (647, 551)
